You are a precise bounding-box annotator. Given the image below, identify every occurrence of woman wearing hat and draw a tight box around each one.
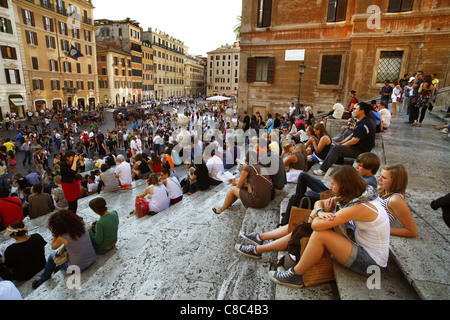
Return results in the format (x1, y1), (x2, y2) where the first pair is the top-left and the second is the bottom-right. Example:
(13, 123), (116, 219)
(0, 221), (47, 281)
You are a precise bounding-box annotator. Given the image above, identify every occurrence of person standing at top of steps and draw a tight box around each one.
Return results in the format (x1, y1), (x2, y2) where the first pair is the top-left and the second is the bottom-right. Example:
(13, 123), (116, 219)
(314, 102), (375, 176)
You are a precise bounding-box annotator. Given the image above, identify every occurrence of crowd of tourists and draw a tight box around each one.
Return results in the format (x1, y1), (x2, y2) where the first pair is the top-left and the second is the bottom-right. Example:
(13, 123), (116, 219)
(0, 75), (447, 298)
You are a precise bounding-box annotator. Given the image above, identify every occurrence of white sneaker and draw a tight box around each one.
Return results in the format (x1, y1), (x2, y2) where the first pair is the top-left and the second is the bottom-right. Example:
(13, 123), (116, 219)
(313, 169), (325, 176)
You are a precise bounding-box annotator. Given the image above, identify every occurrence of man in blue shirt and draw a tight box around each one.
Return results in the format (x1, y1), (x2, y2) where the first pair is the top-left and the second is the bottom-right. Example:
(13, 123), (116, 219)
(25, 170), (41, 186)
(314, 102), (376, 176)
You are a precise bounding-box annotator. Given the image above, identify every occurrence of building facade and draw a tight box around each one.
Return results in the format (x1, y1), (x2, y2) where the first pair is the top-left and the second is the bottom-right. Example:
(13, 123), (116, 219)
(12, 0), (98, 113)
(184, 54), (206, 97)
(0, 0), (27, 119)
(95, 19), (144, 104)
(206, 42), (240, 97)
(142, 28), (186, 100)
(141, 40), (155, 102)
(239, 0), (450, 117)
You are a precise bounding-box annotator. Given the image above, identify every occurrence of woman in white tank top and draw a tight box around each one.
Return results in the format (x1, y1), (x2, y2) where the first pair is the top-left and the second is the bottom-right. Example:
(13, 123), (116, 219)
(269, 166), (391, 288)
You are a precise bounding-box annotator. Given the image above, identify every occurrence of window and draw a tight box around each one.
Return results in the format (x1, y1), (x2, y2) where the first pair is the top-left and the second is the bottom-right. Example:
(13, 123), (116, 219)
(84, 30), (91, 42)
(45, 36), (56, 49)
(26, 31), (38, 45)
(327, 0), (347, 22)
(4, 69), (21, 84)
(22, 9), (34, 26)
(51, 80), (61, 90)
(257, 0), (272, 28)
(60, 39), (69, 52)
(59, 22), (67, 36)
(319, 55), (343, 85)
(376, 51), (403, 83)
(388, 0), (414, 12)
(49, 59), (58, 72)
(63, 61), (71, 73)
(0, 0), (8, 8)
(247, 57), (275, 83)
(43, 17), (53, 32)
(32, 79), (44, 91)
(0, 17), (13, 34)
(1, 46), (17, 60)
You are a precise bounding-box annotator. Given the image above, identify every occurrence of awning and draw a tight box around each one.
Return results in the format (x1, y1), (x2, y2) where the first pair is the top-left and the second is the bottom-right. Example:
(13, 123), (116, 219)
(10, 98), (26, 106)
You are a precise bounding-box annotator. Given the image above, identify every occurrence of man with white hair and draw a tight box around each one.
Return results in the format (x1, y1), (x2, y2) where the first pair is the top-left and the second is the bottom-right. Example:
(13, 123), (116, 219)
(114, 155), (132, 189)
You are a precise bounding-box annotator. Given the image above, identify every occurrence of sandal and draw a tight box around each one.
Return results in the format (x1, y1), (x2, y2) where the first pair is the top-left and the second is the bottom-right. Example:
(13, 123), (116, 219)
(418, 123), (422, 127)
(212, 207), (223, 215)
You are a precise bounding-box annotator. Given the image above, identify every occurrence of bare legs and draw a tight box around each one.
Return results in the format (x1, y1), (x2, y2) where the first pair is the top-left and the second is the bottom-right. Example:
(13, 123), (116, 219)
(214, 186), (240, 214)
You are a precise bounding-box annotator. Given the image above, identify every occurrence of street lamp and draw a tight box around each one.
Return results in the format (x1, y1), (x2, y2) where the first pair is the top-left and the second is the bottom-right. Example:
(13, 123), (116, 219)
(296, 63), (306, 115)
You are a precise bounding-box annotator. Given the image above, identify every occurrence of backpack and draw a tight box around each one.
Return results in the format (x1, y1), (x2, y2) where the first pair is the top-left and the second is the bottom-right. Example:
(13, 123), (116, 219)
(273, 222), (313, 270)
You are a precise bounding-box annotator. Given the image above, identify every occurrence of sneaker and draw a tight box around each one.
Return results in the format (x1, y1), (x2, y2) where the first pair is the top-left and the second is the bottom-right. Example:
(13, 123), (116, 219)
(234, 244), (261, 259)
(32, 280), (43, 290)
(268, 268), (304, 288)
(313, 169), (325, 176)
(239, 232), (263, 245)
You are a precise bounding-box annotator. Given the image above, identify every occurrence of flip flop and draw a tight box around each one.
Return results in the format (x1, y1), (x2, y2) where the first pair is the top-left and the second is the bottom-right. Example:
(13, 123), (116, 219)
(212, 207), (222, 215)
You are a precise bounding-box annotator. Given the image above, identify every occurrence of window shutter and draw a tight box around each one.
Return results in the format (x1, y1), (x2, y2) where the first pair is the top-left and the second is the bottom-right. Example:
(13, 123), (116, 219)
(335, 0), (347, 21)
(1, 0), (9, 9)
(57, 80), (60, 90)
(327, 0), (337, 22)
(0, 46), (6, 58)
(262, 0), (272, 27)
(30, 11), (35, 26)
(320, 55), (342, 85)
(39, 79), (44, 90)
(247, 57), (255, 83)
(12, 47), (17, 60)
(4, 69), (11, 84)
(45, 35), (49, 48)
(25, 31), (31, 44)
(388, 0), (402, 12)
(401, 0), (414, 11)
(267, 57), (275, 83)
(21, 9), (26, 24)
(68, 62), (72, 73)
(15, 70), (21, 84)
(50, 18), (54, 32)
(33, 32), (38, 45)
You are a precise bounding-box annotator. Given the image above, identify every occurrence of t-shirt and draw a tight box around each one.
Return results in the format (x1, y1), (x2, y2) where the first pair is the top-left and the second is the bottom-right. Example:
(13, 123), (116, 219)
(0, 281), (22, 300)
(379, 108), (391, 128)
(3, 234), (47, 281)
(114, 161), (132, 186)
(206, 155), (224, 182)
(88, 211), (119, 249)
(100, 170), (120, 192)
(332, 103), (345, 119)
(352, 117), (376, 153)
(0, 197), (24, 228)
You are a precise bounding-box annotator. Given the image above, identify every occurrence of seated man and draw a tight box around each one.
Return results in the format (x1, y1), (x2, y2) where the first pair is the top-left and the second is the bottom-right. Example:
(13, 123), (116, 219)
(323, 97), (345, 127)
(314, 102), (376, 176)
(98, 164), (120, 193)
(114, 155), (132, 189)
(205, 148), (225, 186)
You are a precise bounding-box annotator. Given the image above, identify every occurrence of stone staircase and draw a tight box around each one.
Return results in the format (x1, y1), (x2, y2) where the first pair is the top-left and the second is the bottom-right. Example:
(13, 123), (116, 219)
(3, 109), (449, 300)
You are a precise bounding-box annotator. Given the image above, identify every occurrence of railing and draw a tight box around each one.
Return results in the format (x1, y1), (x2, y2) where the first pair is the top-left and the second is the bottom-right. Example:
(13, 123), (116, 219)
(63, 87), (78, 95)
(83, 16), (92, 25)
(40, 0), (54, 10)
(56, 5), (67, 16)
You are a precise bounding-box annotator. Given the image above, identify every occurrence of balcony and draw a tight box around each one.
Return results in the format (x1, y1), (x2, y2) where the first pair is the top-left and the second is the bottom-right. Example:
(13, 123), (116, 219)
(82, 16), (92, 25)
(56, 5), (67, 16)
(40, 0), (54, 10)
(63, 87), (78, 95)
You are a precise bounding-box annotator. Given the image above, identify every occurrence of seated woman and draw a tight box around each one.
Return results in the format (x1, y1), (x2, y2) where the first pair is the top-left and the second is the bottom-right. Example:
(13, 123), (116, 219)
(306, 123), (332, 167)
(98, 164), (120, 193)
(148, 153), (162, 174)
(0, 221), (47, 281)
(235, 166), (390, 288)
(212, 151), (273, 214)
(377, 164), (417, 238)
(132, 154), (151, 181)
(136, 173), (170, 215)
(32, 209), (96, 289)
(281, 140), (307, 183)
(87, 197), (119, 254)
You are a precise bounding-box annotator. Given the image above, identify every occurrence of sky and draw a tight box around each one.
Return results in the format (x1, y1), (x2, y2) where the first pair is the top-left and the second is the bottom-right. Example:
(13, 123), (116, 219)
(93, 0), (242, 57)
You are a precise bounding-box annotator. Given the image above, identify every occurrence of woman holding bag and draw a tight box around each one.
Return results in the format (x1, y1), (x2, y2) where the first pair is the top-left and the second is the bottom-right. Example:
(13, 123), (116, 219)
(32, 210), (96, 289)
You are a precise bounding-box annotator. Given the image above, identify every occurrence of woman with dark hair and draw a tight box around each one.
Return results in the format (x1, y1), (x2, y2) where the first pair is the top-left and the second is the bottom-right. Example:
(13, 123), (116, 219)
(87, 197), (119, 254)
(28, 183), (55, 219)
(0, 221), (46, 281)
(32, 209), (96, 289)
(60, 150), (83, 214)
(306, 123), (332, 166)
(413, 75), (436, 127)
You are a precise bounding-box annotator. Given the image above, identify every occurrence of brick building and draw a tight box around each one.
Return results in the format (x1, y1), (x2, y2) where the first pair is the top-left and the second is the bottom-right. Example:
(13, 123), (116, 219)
(239, 0), (450, 117)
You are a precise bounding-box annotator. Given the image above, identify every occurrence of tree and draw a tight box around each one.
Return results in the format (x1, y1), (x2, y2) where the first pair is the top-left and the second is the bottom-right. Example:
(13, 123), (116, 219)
(233, 15), (241, 41)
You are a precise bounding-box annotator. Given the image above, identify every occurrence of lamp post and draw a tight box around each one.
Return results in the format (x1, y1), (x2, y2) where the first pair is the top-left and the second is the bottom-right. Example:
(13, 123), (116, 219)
(296, 63), (306, 115)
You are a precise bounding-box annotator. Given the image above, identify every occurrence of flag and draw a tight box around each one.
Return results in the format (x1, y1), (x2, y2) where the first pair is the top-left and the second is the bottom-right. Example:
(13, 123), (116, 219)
(67, 45), (84, 61)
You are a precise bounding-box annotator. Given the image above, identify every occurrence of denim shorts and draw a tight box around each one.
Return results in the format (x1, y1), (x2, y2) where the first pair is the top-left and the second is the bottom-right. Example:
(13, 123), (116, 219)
(343, 242), (378, 275)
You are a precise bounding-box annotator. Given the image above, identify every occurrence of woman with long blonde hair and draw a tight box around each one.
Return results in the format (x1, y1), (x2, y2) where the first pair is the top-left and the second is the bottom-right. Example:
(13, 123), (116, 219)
(377, 164), (417, 237)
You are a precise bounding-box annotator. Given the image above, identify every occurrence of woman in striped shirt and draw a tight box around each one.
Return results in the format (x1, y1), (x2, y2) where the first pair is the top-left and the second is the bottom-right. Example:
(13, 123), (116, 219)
(377, 164), (418, 238)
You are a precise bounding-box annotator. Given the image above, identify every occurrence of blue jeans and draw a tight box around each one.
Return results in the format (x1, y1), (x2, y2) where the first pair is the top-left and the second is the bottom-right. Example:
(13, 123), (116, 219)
(39, 251), (69, 282)
(296, 172), (330, 201)
(343, 242), (378, 275)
